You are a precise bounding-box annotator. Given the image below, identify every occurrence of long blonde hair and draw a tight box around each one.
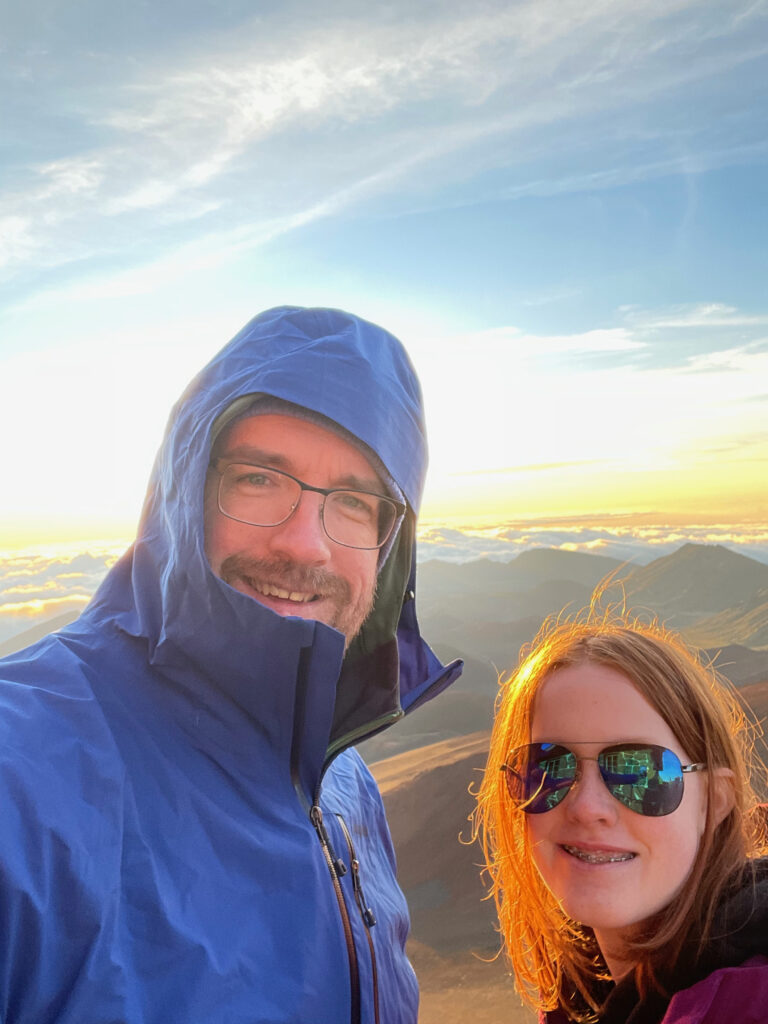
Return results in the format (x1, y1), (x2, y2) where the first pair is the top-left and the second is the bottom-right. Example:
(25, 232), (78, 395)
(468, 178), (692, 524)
(473, 608), (767, 1020)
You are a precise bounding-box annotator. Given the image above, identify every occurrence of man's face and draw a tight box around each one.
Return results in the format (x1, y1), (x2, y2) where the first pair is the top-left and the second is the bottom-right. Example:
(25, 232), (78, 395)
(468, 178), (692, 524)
(204, 413), (380, 644)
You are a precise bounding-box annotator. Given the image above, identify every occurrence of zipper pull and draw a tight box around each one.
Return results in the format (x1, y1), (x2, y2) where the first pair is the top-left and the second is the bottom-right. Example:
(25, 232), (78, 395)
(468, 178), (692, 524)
(349, 856), (377, 928)
(310, 805), (347, 878)
(336, 814), (377, 928)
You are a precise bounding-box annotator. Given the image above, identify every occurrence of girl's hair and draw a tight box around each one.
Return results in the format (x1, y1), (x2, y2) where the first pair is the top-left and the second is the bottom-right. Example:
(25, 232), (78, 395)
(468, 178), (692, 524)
(473, 604), (767, 1021)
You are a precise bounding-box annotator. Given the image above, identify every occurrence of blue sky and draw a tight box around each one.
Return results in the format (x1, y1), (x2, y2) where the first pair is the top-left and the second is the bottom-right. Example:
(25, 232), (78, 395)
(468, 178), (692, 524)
(4, 0), (767, 328)
(1, 0), (767, 553)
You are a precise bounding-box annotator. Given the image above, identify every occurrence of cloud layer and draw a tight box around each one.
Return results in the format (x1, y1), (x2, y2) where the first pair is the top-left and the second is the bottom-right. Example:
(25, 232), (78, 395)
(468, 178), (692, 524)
(417, 517), (768, 566)
(0, 544), (123, 645)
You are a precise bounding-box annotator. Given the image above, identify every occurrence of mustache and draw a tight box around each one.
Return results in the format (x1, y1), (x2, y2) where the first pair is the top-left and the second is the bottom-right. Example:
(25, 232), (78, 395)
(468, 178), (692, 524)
(219, 555), (351, 599)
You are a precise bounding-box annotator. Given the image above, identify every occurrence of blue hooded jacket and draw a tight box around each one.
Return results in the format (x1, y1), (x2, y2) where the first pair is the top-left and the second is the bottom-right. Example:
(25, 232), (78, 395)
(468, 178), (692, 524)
(0, 307), (462, 1024)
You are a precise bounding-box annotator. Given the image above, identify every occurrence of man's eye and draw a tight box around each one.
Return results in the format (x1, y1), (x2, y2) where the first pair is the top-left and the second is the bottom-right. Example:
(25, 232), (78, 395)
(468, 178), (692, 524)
(238, 472), (271, 487)
(331, 492), (377, 520)
(227, 466), (281, 491)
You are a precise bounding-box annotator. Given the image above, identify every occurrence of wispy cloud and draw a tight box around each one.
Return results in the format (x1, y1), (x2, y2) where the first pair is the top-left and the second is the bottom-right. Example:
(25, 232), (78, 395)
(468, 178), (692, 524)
(492, 142), (768, 202)
(455, 324), (645, 356)
(620, 303), (768, 330)
(3, 0), (766, 301)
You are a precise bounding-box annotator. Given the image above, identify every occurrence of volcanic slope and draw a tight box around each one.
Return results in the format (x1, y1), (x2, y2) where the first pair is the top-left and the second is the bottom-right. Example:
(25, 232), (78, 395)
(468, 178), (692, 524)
(371, 733), (534, 1023)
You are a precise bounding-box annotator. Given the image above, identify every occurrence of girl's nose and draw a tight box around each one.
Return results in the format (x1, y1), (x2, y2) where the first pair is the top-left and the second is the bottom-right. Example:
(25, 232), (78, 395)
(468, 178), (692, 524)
(563, 758), (620, 824)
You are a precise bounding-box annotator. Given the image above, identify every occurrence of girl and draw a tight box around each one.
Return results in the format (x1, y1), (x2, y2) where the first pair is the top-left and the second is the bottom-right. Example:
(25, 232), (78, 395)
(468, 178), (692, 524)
(474, 613), (768, 1023)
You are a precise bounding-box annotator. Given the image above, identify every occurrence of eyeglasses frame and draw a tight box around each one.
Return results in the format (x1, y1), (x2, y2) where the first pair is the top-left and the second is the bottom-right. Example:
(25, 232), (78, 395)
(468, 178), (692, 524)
(208, 457), (406, 551)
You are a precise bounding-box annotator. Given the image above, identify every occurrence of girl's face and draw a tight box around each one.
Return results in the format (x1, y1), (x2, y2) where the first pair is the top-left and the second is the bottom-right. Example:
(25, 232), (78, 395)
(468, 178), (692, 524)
(527, 662), (708, 967)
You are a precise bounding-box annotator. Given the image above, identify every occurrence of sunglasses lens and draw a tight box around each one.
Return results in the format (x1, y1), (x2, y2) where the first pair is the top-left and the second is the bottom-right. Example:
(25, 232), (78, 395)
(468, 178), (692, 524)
(598, 744), (684, 817)
(505, 744), (578, 814)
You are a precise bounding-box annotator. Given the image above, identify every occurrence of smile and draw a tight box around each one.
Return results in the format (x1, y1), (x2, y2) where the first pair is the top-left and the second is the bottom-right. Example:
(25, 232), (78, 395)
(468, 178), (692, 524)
(246, 578), (321, 603)
(562, 845), (636, 864)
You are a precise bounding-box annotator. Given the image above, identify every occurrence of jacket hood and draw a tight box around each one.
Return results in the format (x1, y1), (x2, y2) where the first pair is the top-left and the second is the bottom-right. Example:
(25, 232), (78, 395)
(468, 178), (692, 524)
(80, 306), (461, 765)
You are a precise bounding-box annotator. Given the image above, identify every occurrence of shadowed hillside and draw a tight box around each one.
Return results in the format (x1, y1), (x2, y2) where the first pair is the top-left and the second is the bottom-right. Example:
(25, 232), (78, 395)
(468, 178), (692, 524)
(684, 590), (768, 650)
(361, 544), (768, 763)
(373, 732), (493, 951)
(371, 733), (535, 1023)
(0, 610), (81, 658)
(417, 544), (768, 667)
(621, 543), (768, 628)
(361, 552), (640, 764)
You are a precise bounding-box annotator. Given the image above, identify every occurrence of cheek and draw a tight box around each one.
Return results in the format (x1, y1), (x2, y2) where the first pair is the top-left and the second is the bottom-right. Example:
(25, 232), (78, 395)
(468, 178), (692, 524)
(526, 814), (557, 883)
(665, 801), (706, 874)
(339, 550), (378, 596)
(639, 806), (704, 911)
(203, 480), (222, 559)
(204, 505), (252, 572)
(204, 508), (227, 569)
(663, 779), (708, 873)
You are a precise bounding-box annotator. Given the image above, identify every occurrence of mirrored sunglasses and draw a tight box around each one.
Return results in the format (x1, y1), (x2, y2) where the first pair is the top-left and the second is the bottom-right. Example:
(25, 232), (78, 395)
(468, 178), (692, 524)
(501, 742), (706, 817)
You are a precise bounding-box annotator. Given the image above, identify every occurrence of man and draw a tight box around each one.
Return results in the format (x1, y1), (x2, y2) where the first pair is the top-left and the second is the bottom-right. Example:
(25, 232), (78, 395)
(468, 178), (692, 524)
(0, 307), (462, 1024)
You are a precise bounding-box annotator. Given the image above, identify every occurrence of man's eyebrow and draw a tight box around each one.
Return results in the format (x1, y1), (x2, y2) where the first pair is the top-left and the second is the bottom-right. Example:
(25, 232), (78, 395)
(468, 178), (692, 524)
(333, 472), (386, 494)
(218, 445), (386, 494)
(218, 445), (290, 468)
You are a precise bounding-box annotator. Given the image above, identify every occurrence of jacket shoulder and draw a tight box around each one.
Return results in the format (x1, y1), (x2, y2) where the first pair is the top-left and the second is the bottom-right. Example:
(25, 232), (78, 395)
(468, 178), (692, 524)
(663, 957), (768, 1023)
(0, 626), (132, 851)
(0, 625), (128, 745)
(323, 747), (386, 815)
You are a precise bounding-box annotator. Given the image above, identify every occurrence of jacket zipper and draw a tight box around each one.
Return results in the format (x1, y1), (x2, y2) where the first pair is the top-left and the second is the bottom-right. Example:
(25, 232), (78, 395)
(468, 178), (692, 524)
(336, 813), (380, 1024)
(310, 804), (361, 1024)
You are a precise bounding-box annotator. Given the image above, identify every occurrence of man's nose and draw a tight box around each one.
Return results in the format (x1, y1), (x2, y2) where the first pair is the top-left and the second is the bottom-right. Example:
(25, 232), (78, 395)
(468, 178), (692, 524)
(564, 760), (619, 824)
(263, 491), (333, 564)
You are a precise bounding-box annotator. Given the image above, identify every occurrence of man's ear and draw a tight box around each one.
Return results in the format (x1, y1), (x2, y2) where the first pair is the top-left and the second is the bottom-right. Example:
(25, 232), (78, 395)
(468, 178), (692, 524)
(710, 768), (736, 828)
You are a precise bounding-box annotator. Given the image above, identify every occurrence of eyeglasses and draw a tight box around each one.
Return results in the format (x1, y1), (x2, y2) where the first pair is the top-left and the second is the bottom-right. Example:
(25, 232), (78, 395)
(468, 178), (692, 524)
(501, 742), (706, 818)
(209, 460), (405, 550)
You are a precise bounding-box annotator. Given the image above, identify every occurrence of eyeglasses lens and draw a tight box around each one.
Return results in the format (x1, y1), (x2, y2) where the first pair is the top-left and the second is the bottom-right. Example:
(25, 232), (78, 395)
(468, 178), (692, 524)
(505, 743), (686, 817)
(323, 490), (396, 548)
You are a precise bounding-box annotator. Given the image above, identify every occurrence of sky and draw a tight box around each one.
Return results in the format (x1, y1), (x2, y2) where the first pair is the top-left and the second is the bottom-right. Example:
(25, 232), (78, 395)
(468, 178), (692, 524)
(1, 0), (767, 640)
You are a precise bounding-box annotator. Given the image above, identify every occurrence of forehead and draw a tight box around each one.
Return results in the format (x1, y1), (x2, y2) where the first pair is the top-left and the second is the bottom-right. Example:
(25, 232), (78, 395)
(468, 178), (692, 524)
(531, 662), (681, 750)
(215, 412), (381, 486)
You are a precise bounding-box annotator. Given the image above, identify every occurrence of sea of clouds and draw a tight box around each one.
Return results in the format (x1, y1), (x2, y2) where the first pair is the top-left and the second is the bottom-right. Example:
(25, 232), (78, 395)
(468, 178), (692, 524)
(0, 542), (125, 646)
(416, 519), (768, 567)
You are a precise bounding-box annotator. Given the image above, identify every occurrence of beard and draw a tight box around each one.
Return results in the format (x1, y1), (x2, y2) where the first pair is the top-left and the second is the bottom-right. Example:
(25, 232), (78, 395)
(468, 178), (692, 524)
(218, 554), (376, 646)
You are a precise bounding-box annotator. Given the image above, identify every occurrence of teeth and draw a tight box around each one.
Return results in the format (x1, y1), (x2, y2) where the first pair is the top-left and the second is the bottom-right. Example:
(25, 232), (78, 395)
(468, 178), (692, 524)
(563, 845), (635, 864)
(250, 580), (314, 603)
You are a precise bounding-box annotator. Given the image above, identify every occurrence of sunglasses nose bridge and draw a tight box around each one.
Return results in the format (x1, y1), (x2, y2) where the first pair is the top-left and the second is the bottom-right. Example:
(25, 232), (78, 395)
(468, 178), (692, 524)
(562, 755), (619, 820)
(570, 753), (597, 789)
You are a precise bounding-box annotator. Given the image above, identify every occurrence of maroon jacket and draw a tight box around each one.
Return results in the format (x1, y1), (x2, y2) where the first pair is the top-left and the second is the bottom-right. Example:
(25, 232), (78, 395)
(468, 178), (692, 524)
(659, 956), (768, 1023)
(541, 859), (768, 1024)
